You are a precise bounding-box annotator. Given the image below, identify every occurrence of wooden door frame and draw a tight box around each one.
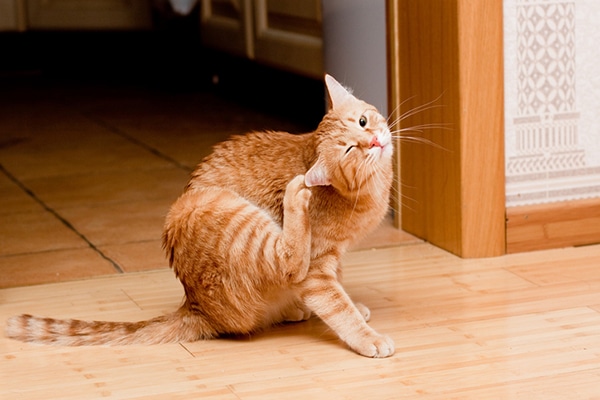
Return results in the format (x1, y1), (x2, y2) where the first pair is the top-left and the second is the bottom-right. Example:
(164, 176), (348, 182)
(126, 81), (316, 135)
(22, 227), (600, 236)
(386, 0), (506, 258)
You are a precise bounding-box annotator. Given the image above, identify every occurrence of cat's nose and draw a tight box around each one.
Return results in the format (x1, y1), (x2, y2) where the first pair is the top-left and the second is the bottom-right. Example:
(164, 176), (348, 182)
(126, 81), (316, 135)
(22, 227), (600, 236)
(369, 136), (382, 148)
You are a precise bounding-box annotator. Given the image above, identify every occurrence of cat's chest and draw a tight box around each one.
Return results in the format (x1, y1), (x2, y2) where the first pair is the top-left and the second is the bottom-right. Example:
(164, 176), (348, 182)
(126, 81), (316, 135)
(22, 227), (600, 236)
(310, 185), (389, 235)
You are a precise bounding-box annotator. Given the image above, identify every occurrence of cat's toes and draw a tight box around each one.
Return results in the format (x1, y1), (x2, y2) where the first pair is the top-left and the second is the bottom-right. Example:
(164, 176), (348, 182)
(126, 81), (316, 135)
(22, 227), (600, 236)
(288, 174), (307, 192)
(284, 307), (312, 322)
(286, 175), (311, 205)
(352, 334), (395, 358)
(286, 175), (311, 212)
(355, 302), (371, 322)
(298, 187), (311, 208)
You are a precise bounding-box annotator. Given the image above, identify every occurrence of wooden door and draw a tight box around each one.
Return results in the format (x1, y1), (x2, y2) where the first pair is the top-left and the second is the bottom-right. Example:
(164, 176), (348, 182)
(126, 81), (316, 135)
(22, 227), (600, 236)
(387, 0), (505, 258)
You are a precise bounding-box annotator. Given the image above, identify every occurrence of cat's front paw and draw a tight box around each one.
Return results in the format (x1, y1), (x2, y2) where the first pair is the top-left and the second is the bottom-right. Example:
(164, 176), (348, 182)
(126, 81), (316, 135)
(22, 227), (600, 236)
(350, 333), (395, 358)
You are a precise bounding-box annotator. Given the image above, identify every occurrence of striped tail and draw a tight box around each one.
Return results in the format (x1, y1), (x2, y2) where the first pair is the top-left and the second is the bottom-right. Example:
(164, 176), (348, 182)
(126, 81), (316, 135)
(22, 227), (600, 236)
(5, 306), (213, 346)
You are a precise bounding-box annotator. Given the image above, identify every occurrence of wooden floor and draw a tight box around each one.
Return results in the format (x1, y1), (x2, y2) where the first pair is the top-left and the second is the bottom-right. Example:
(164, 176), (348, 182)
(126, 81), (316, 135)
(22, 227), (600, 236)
(2, 242), (600, 399)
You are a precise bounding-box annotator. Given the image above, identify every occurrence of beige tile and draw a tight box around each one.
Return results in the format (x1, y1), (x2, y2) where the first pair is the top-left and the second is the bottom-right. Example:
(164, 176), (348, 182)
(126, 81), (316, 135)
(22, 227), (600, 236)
(112, 122), (235, 169)
(0, 211), (88, 257)
(0, 123), (174, 181)
(0, 101), (70, 140)
(92, 94), (307, 169)
(23, 167), (189, 210)
(99, 240), (169, 273)
(0, 109), (29, 143)
(0, 248), (118, 288)
(0, 173), (43, 215)
(59, 199), (171, 246)
(82, 90), (300, 134)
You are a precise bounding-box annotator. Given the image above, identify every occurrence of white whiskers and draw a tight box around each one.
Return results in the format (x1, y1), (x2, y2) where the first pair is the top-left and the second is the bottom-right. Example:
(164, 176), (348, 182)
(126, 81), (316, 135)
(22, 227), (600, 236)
(343, 96), (450, 222)
(387, 94), (453, 153)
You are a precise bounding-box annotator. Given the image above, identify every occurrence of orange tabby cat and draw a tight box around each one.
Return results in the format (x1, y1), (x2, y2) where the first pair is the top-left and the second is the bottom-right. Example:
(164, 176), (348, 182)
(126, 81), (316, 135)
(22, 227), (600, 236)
(5, 74), (395, 358)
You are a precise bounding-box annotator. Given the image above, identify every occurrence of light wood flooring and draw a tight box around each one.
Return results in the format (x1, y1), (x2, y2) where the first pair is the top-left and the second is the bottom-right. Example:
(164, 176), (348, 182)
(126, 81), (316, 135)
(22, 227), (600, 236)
(2, 73), (600, 399)
(2, 243), (600, 399)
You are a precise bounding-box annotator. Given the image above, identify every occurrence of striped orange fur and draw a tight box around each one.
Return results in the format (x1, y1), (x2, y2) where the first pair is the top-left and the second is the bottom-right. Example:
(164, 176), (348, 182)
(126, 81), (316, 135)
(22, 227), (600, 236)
(5, 75), (395, 357)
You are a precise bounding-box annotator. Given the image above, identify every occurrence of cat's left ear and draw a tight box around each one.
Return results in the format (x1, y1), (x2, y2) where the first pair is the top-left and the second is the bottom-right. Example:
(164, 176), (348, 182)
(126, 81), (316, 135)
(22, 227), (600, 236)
(325, 74), (353, 110)
(305, 158), (331, 187)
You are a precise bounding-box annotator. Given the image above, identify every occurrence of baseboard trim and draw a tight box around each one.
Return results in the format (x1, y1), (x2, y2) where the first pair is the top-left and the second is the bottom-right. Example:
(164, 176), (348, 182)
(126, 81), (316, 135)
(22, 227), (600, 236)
(506, 198), (600, 253)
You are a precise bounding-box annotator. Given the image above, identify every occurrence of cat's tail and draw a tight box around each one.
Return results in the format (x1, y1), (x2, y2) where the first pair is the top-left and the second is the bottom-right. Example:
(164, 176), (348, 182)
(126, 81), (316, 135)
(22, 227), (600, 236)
(4, 305), (215, 346)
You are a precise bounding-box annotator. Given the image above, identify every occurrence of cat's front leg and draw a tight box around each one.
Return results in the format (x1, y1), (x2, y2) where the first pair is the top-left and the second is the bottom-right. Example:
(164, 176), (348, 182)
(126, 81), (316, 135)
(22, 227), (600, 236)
(276, 175), (312, 283)
(300, 255), (394, 358)
(334, 262), (370, 322)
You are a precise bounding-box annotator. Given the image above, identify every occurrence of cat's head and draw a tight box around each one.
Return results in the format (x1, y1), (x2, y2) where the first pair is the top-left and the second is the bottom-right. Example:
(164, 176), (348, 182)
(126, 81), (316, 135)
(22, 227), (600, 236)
(305, 74), (393, 194)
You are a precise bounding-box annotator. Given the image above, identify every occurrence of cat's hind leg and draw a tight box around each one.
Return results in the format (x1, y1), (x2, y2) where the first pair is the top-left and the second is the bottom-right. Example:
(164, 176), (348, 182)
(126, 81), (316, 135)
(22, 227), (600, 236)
(263, 290), (312, 326)
(281, 301), (312, 322)
(275, 175), (312, 284)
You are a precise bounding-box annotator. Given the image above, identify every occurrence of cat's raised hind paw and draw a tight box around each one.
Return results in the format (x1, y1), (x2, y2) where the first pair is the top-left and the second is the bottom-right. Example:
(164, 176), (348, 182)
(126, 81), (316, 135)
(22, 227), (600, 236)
(279, 174), (312, 284)
(286, 174), (311, 211)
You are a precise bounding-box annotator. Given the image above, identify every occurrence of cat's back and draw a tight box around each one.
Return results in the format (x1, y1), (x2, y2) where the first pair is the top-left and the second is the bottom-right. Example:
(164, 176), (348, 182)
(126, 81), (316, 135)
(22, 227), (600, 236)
(198, 130), (311, 175)
(187, 130), (314, 218)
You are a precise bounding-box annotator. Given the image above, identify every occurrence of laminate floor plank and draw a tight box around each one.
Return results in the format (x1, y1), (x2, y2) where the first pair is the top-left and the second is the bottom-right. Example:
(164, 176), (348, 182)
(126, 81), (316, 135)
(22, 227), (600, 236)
(2, 244), (600, 399)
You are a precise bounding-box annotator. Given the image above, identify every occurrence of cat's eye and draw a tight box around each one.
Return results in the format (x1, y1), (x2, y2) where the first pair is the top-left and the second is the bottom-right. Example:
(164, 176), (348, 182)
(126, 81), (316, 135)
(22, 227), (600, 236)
(359, 115), (367, 128)
(345, 145), (355, 155)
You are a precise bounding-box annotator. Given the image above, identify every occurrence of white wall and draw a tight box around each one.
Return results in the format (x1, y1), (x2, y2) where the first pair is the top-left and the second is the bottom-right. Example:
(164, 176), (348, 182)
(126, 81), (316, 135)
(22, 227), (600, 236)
(504, 0), (600, 207)
(321, 0), (387, 116)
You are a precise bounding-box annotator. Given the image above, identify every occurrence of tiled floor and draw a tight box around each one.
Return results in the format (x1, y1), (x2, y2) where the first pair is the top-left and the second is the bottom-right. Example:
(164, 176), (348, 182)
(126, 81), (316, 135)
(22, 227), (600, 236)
(0, 76), (416, 289)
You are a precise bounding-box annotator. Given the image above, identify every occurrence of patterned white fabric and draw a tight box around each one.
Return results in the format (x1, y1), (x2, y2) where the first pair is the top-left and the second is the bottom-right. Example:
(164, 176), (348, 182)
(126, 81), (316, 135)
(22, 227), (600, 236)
(505, 0), (600, 206)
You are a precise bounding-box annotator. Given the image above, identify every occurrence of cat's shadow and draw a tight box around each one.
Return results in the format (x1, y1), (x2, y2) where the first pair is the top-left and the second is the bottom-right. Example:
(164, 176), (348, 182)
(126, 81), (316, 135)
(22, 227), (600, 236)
(218, 316), (338, 345)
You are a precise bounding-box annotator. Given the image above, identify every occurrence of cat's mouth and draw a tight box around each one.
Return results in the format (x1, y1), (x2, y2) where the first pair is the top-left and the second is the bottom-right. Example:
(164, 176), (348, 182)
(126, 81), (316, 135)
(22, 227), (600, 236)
(369, 136), (383, 148)
(368, 134), (393, 160)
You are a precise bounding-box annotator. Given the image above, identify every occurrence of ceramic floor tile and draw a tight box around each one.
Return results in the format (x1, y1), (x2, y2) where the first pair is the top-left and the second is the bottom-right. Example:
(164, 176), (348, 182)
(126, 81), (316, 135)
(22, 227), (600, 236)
(0, 248), (118, 288)
(0, 210), (88, 257)
(99, 240), (168, 273)
(0, 120), (174, 181)
(59, 199), (171, 246)
(78, 90), (301, 133)
(0, 100), (70, 136)
(108, 122), (235, 169)
(22, 167), (189, 210)
(0, 173), (43, 215)
(85, 94), (307, 169)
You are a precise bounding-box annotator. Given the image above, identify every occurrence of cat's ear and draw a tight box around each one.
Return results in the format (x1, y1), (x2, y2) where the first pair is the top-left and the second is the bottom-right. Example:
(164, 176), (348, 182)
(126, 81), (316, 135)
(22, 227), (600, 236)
(305, 158), (331, 187)
(325, 74), (353, 110)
